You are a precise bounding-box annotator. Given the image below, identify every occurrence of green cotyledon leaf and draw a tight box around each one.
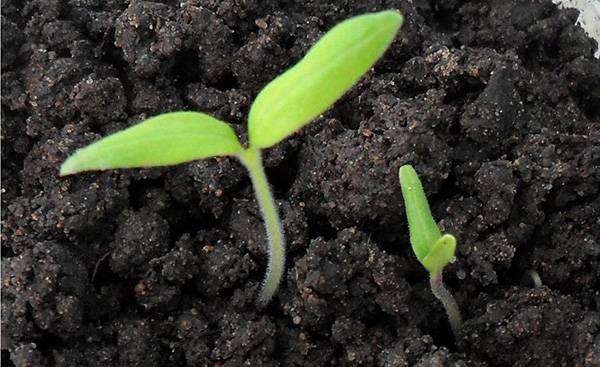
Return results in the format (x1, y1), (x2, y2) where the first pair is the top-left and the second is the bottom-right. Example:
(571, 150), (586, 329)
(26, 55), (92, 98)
(399, 165), (442, 262)
(60, 111), (242, 176)
(248, 10), (403, 149)
(422, 234), (456, 275)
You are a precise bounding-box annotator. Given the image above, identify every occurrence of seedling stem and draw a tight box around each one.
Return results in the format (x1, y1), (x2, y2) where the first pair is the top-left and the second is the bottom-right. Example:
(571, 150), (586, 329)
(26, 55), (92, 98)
(430, 271), (463, 337)
(238, 148), (285, 305)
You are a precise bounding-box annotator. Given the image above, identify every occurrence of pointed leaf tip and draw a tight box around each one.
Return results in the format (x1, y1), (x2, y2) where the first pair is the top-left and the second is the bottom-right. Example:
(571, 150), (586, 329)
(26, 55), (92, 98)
(59, 159), (77, 176)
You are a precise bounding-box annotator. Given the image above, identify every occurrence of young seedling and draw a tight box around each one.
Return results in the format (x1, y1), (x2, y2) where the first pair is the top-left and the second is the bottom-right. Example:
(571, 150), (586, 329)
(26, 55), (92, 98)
(399, 165), (463, 337)
(60, 11), (404, 306)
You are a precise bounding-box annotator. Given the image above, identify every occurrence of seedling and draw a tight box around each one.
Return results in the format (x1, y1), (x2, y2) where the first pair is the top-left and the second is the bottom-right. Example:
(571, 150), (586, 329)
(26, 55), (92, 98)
(524, 269), (543, 288)
(60, 11), (404, 305)
(399, 165), (463, 336)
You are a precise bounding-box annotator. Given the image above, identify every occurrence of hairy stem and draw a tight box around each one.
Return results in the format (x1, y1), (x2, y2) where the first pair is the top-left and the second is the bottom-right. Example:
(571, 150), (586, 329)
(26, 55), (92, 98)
(238, 147), (285, 306)
(430, 272), (463, 338)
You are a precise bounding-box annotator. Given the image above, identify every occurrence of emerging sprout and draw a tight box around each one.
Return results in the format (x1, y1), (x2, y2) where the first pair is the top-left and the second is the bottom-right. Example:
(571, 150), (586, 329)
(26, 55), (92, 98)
(61, 11), (404, 306)
(524, 269), (543, 288)
(399, 165), (463, 336)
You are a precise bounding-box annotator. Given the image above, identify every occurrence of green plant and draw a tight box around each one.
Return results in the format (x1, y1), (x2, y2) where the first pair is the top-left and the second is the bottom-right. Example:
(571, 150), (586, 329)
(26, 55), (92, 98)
(399, 165), (463, 336)
(60, 11), (404, 305)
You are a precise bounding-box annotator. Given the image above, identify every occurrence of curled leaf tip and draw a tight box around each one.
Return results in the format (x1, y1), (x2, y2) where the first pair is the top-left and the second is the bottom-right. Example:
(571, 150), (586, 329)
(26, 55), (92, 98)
(422, 234), (457, 275)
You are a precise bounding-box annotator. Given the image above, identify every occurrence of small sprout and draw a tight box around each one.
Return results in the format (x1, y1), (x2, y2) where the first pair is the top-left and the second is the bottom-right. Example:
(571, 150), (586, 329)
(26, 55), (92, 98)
(523, 269), (543, 288)
(61, 11), (404, 306)
(399, 165), (463, 337)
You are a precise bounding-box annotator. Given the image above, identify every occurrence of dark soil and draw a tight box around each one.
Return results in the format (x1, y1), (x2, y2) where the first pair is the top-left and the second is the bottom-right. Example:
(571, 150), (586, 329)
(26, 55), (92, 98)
(2, 0), (600, 366)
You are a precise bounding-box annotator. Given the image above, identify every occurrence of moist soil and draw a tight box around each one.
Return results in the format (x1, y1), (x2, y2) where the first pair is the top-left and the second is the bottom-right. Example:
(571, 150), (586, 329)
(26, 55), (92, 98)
(2, 0), (600, 366)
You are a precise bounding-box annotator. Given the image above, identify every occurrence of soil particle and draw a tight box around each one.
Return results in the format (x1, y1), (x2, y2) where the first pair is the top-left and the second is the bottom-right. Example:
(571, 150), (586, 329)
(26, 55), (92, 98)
(460, 286), (600, 366)
(180, 4), (236, 84)
(117, 318), (165, 366)
(2, 242), (90, 350)
(150, 243), (200, 284)
(9, 343), (47, 367)
(129, 77), (184, 116)
(184, 83), (244, 122)
(284, 228), (411, 331)
(110, 209), (170, 278)
(460, 67), (524, 148)
(71, 76), (127, 125)
(163, 158), (244, 219)
(474, 161), (517, 226)
(227, 315), (277, 365)
(194, 229), (257, 298)
(1, 15), (22, 70)
(532, 196), (600, 302)
(114, 1), (183, 78)
(1, 72), (27, 112)
(3, 125), (129, 252)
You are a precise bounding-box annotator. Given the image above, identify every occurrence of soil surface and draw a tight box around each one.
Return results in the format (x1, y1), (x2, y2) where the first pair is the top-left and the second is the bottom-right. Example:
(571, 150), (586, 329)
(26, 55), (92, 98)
(2, 0), (600, 366)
